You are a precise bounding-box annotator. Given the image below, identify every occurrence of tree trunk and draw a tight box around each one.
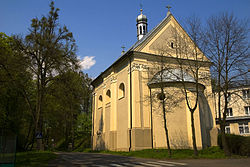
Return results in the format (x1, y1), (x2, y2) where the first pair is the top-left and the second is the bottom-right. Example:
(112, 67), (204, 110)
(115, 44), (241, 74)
(220, 111), (231, 156)
(161, 88), (171, 157)
(191, 110), (198, 156)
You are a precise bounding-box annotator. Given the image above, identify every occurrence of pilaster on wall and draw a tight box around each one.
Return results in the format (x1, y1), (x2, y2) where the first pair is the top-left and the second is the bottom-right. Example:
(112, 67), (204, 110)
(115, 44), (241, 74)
(132, 70), (141, 128)
(128, 68), (131, 129)
(102, 86), (106, 133)
(110, 75), (117, 131)
(94, 93), (98, 135)
(130, 63), (149, 128)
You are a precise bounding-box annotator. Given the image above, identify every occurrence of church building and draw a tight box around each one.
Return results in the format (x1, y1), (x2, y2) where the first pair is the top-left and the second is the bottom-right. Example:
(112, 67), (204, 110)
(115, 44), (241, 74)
(91, 7), (217, 151)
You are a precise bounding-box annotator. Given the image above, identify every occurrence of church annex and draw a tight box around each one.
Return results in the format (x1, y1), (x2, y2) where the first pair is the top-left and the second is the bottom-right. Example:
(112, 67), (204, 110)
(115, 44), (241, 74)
(91, 8), (217, 151)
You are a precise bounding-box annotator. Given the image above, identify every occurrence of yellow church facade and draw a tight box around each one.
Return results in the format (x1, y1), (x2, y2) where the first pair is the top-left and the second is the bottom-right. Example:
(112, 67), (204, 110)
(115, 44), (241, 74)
(91, 9), (217, 151)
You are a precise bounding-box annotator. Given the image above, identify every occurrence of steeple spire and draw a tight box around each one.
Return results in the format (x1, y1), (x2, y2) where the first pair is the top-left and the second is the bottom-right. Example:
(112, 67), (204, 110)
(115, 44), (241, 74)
(136, 7), (148, 40)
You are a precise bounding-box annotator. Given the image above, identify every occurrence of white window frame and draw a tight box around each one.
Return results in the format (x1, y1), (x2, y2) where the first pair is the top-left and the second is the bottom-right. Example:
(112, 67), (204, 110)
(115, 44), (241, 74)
(225, 125), (230, 134)
(239, 123), (249, 134)
(226, 108), (233, 117)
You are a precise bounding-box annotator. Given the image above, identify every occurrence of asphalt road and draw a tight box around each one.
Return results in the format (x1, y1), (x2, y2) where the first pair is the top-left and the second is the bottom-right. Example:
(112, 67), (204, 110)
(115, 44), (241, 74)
(48, 152), (250, 167)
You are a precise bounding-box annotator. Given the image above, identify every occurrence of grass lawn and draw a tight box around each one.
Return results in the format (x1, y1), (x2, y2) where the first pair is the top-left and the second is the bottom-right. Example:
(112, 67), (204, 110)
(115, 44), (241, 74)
(86, 147), (242, 159)
(15, 151), (57, 167)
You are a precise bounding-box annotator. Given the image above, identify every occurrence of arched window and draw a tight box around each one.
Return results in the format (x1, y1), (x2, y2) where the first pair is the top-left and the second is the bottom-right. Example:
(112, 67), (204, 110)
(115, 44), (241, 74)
(118, 83), (125, 99)
(106, 90), (111, 104)
(98, 95), (103, 108)
(139, 26), (142, 34)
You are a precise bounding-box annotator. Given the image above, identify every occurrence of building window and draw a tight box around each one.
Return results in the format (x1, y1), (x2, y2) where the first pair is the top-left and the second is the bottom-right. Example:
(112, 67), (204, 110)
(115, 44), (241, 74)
(239, 123), (249, 134)
(98, 95), (103, 108)
(225, 125), (230, 134)
(118, 83), (125, 99)
(242, 89), (250, 99)
(227, 92), (231, 101)
(245, 106), (250, 115)
(106, 90), (111, 104)
(226, 108), (233, 117)
(170, 42), (174, 49)
(139, 26), (142, 34)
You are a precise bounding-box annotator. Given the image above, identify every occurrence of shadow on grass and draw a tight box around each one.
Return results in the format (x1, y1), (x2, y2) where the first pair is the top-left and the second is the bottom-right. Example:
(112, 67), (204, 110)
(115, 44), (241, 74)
(15, 151), (57, 167)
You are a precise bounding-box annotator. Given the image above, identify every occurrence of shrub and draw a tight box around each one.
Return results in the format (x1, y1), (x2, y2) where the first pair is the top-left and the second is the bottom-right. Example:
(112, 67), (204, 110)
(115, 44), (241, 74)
(218, 134), (250, 156)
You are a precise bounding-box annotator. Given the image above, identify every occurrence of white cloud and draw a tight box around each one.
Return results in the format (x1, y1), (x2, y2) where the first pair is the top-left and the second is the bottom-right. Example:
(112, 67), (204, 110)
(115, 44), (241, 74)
(79, 56), (96, 70)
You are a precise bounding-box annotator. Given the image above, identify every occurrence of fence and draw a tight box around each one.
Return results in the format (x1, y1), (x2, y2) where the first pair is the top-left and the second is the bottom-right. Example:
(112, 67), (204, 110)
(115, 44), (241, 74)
(0, 135), (16, 167)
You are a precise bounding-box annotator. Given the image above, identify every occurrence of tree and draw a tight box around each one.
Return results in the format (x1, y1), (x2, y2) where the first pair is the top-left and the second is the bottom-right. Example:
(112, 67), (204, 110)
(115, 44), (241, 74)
(0, 33), (35, 149)
(15, 1), (78, 149)
(81, 72), (93, 114)
(44, 70), (84, 150)
(42, 70), (93, 151)
(205, 13), (250, 156)
(148, 54), (173, 157)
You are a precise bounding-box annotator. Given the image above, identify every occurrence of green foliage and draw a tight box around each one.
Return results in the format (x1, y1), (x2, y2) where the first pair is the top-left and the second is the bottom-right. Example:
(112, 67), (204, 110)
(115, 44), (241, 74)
(198, 146), (226, 158)
(73, 112), (92, 151)
(0, 32), (33, 143)
(218, 134), (250, 156)
(42, 70), (92, 151)
(15, 151), (57, 167)
(0, 1), (93, 151)
(13, 1), (80, 150)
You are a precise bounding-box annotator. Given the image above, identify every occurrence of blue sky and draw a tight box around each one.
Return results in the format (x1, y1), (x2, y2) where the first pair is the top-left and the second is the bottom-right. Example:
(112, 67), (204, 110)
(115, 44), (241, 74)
(1, 0), (249, 78)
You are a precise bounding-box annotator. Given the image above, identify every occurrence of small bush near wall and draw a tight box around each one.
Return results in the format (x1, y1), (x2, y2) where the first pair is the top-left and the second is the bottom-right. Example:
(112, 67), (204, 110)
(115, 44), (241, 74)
(218, 134), (250, 156)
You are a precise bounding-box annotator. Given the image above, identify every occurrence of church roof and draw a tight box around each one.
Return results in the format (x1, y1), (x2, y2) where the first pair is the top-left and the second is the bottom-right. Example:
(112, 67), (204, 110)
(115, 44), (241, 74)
(92, 13), (173, 85)
(92, 12), (208, 86)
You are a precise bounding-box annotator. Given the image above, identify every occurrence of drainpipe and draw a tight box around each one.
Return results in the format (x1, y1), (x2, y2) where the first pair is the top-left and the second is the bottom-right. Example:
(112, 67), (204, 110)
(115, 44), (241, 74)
(129, 54), (133, 151)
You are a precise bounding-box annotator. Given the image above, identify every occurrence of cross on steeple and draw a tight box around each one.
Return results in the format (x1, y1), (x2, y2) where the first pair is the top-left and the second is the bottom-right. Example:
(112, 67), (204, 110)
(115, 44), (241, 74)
(121, 45), (125, 51)
(121, 45), (125, 55)
(140, 3), (143, 14)
(166, 5), (171, 16)
(166, 5), (171, 12)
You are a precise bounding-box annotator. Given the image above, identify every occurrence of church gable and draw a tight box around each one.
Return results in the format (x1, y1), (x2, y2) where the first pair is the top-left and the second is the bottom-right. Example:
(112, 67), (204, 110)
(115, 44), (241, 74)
(133, 14), (209, 62)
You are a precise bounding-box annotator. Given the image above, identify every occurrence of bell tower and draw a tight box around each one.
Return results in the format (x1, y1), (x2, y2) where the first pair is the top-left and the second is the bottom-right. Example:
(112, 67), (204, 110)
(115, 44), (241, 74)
(136, 8), (148, 40)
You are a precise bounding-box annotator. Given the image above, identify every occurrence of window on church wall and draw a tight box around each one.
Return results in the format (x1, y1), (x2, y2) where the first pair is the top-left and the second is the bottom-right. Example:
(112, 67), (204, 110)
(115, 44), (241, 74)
(118, 83), (125, 99)
(106, 89), (111, 104)
(143, 25), (145, 34)
(98, 95), (103, 108)
(139, 26), (142, 34)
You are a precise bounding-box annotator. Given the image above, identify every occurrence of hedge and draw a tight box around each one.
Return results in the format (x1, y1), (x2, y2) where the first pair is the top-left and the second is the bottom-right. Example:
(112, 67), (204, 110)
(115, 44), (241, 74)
(218, 134), (250, 156)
